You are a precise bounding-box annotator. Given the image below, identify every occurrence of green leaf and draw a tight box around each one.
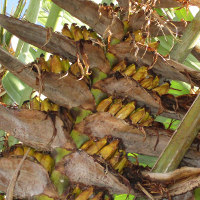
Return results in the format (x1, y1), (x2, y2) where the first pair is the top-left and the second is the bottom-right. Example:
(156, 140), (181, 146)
(195, 188), (200, 200)
(70, 130), (89, 148)
(155, 116), (180, 130)
(1, 93), (14, 105)
(8, 136), (19, 147)
(114, 194), (135, 200)
(169, 80), (190, 96)
(54, 148), (71, 163)
(2, 72), (33, 106)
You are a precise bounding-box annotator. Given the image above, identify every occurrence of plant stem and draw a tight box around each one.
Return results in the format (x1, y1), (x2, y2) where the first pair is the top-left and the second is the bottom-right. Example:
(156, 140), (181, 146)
(170, 10), (200, 63)
(0, 0), (7, 44)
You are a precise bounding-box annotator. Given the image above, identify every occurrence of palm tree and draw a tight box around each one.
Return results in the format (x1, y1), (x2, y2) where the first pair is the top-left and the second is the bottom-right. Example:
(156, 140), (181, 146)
(0, 0), (200, 199)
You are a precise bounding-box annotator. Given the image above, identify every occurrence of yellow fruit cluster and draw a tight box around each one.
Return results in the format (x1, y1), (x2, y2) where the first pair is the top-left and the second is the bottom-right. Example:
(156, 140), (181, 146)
(112, 60), (170, 96)
(67, 185), (112, 200)
(37, 54), (70, 74)
(22, 97), (59, 112)
(97, 96), (154, 127)
(11, 146), (54, 173)
(81, 137), (128, 174)
(62, 23), (100, 42)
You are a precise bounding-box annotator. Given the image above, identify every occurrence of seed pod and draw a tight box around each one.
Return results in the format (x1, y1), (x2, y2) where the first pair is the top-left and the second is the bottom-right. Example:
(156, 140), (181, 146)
(61, 59), (70, 72)
(75, 186), (94, 200)
(71, 23), (84, 41)
(89, 29), (99, 40)
(62, 23), (73, 39)
(72, 185), (82, 198)
(107, 99), (123, 115)
(70, 62), (81, 76)
(133, 30), (145, 43)
(140, 115), (154, 127)
(140, 76), (154, 90)
(122, 64), (136, 76)
(13, 147), (24, 156)
(86, 137), (108, 155)
(132, 66), (148, 82)
(115, 101), (135, 120)
(23, 146), (35, 157)
(96, 96), (113, 112)
(152, 82), (170, 96)
(114, 156), (128, 173)
(152, 76), (159, 89)
(82, 26), (90, 40)
(50, 55), (63, 74)
(129, 108), (146, 125)
(109, 151), (121, 168)
(81, 140), (95, 151)
(37, 55), (50, 72)
(40, 154), (55, 174)
(41, 98), (52, 112)
(98, 139), (119, 160)
(90, 192), (103, 200)
(112, 60), (126, 72)
(51, 103), (60, 112)
(33, 152), (43, 163)
(30, 97), (41, 110)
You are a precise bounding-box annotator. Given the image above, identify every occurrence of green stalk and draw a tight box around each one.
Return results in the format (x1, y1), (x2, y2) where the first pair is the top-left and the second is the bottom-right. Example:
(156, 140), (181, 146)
(15, 0), (41, 60)
(152, 11), (200, 173)
(152, 94), (200, 172)
(36, 2), (62, 58)
(0, 0), (7, 44)
(4, 0), (26, 46)
(170, 10), (200, 63)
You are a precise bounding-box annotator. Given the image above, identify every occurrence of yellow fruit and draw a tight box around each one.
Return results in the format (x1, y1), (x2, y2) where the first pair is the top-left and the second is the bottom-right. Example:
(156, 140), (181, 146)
(109, 150), (120, 167)
(50, 55), (63, 74)
(86, 137), (108, 155)
(38, 55), (50, 72)
(41, 99), (52, 112)
(114, 156), (128, 173)
(148, 41), (160, 51)
(122, 64), (136, 76)
(71, 23), (84, 41)
(33, 152), (43, 162)
(129, 108), (146, 125)
(62, 23), (73, 39)
(134, 30), (145, 43)
(40, 154), (54, 173)
(89, 29), (99, 40)
(140, 76), (154, 90)
(61, 59), (70, 72)
(112, 60), (126, 72)
(72, 185), (82, 198)
(140, 115), (154, 127)
(31, 97), (41, 110)
(75, 186), (94, 200)
(23, 146), (35, 157)
(13, 147), (24, 156)
(81, 140), (95, 151)
(152, 82), (170, 96)
(115, 101), (135, 120)
(152, 76), (160, 89)
(51, 103), (59, 112)
(99, 140), (119, 160)
(90, 192), (103, 200)
(82, 26), (90, 40)
(96, 96), (113, 112)
(132, 66), (148, 82)
(107, 99), (123, 115)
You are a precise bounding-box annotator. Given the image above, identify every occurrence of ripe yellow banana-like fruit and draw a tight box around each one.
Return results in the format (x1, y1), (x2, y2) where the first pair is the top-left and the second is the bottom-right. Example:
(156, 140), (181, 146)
(112, 60), (126, 72)
(62, 23), (73, 39)
(72, 185), (82, 198)
(107, 99), (123, 115)
(33, 152), (43, 162)
(51, 103), (60, 112)
(23, 146), (35, 157)
(13, 147), (24, 156)
(61, 58), (70, 72)
(88, 29), (99, 40)
(152, 82), (170, 96)
(114, 156), (128, 173)
(81, 140), (95, 151)
(140, 76), (154, 90)
(86, 137), (108, 155)
(109, 150), (121, 168)
(30, 97), (41, 111)
(40, 154), (55, 174)
(50, 55), (63, 74)
(140, 115), (154, 127)
(152, 75), (160, 89)
(132, 66), (148, 82)
(122, 64), (136, 76)
(98, 139), (119, 160)
(115, 101), (135, 120)
(129, 107), (146, 125)
(41, 98), (52, 112)
(133, 30), (145, 43)
(75, 186), (94, 200)
(37, 55), (50, 72)
(90, 192), (103, 200)
(82, 26), (90, 40)
(71, 23), (84, 41)
(96, 96), (113, 112)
